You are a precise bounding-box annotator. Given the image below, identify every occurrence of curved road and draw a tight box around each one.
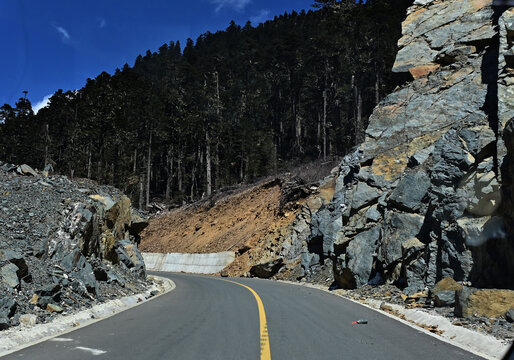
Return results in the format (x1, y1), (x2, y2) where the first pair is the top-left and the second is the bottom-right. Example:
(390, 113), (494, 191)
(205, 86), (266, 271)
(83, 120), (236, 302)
(3, 273), (483, 360)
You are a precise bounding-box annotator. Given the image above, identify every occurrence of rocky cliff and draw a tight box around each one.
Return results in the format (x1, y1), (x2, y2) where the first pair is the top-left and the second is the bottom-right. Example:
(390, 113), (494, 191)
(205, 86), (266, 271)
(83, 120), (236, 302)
(0, 162), (149, 329)
(259, 0), (514, 294)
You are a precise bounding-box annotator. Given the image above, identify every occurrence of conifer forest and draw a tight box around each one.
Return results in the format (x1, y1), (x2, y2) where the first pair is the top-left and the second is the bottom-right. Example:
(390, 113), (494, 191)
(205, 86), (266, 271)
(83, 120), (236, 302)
(0, 0), (412, 207)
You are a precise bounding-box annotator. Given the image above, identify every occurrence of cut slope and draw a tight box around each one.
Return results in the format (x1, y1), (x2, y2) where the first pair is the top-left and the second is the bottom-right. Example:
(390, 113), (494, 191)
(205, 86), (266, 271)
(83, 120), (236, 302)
(140, 180), (290, 254)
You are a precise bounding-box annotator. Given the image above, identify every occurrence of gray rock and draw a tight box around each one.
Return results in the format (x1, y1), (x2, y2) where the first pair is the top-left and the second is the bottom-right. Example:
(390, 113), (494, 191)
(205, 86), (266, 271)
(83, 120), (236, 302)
(0, 317), (9, 330)
(409, 145), (434, 167)
(0, 298), (17, 321)
(365, 205), (381, 222)
(431, 130), (475, 187)
(335, 226), (380, 289)
(37, 296), (54, 308)
(310, 202), (343, 256)
(403, 254), (427, 294)
(106, 269), (126, 286)
(454, 287), (475, 317)
(380, 212), (425, 266)
(61, 248), (86, 272)
(1, 263), (20, 288)
(351, 182), (381, 211)
(46, 303), (63, 313)
(389, 171), (430, 211)
(436, 45), (476, 65)
(0, 249), (29, 280)
(434, 290), (456, 307)
(393, 40), (437, 73)
(16, 164), (38, 177)
(506, 309), (514, 323)
(19, 314), (37, 326)
(114, 240), (146, 278)
(129, 212), (149, 238)
(36, 284), (61, 298)
(250, 258), (284, 279)
(74, 262), (98, 294)
(42, 164), (54, 176)
(0, 163), (16, 172)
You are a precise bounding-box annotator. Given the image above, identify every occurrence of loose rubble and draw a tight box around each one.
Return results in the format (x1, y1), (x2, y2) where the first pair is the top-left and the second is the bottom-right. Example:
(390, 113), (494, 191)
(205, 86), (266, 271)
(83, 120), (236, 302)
(0, 161), (150, 330)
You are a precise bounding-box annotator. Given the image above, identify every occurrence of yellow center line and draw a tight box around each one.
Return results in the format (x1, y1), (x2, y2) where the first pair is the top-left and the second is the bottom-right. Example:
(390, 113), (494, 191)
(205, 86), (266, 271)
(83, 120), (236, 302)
(222, 279), (271, 360)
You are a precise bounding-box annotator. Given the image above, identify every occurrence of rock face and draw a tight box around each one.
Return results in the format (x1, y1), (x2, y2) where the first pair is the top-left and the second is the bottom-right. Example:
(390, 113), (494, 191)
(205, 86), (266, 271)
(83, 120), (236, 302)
(254, 1), (514, 295)
(0, 162), (149, 329)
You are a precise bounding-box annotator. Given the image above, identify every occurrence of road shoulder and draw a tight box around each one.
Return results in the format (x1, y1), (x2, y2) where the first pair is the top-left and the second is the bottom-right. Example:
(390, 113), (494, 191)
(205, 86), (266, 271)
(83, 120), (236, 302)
(0, 275), (175, 357)
(275, 279), (510, 360)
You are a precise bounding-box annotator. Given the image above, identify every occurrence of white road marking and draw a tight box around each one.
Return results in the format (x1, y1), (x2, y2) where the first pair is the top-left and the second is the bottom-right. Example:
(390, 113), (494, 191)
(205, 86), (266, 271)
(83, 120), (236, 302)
(75, 346), (107, 355)
(49, 338), (74, 342)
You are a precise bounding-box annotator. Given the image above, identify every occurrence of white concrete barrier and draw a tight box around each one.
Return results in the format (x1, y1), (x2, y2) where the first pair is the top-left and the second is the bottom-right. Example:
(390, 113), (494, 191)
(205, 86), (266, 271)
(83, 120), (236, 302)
(143, 252), (236, 274)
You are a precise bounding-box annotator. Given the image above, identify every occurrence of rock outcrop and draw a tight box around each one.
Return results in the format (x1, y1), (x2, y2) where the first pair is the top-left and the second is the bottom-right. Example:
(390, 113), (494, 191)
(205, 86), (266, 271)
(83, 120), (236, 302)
(257, 1), (514, 296)
(0, 162), (149, 329)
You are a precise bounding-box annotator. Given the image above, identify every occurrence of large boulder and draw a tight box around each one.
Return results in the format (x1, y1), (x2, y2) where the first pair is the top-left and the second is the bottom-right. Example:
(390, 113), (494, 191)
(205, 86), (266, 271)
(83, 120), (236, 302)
(250, 258), (284, 279)
(431, 278), (464, 307)
(1, 263), (20, 289)
(334, 226), (380, 289)
(115, 240), (146, 278)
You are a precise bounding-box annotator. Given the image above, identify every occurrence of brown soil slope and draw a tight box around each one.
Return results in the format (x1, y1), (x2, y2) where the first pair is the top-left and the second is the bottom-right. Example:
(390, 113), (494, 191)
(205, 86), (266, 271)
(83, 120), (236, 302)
(140, 180), (295, 255)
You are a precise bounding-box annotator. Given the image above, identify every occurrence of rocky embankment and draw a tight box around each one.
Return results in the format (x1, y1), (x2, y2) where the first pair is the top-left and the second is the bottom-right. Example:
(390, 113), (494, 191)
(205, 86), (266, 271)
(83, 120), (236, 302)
(0, 162), (149, 329)
(241, 0), (514, 340)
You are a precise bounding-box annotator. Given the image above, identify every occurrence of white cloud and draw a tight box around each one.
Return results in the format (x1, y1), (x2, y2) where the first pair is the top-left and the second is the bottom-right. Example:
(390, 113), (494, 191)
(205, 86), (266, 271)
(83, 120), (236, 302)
(99, 18), (106, 28)
(53, 24), (70, 42)
(250, 9), (270, 24)
(32, 94), (52, 114)
(211, 0), (251, 12)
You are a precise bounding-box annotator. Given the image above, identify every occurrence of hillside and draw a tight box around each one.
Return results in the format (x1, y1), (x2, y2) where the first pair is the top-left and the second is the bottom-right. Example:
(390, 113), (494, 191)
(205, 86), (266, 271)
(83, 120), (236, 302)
(0, 0), (411, 207)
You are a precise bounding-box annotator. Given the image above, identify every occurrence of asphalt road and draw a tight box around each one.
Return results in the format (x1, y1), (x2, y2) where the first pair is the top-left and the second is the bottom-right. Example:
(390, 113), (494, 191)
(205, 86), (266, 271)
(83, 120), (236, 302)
(2, 272), (485, 360)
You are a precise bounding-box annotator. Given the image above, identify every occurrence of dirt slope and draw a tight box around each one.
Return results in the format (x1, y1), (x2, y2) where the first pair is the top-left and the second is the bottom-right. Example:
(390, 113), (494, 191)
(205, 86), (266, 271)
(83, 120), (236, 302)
(140, 180), (292, 255)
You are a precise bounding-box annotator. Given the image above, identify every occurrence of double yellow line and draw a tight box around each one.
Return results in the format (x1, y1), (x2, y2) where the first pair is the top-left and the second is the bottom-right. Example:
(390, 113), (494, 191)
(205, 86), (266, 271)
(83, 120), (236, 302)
(223, 280), (271, 360)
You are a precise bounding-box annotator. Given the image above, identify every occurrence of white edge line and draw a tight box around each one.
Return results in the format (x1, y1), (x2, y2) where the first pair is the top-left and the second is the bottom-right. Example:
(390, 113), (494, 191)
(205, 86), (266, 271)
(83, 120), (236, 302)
(0, 275), (175, 358)
(274, 279), (509, 360)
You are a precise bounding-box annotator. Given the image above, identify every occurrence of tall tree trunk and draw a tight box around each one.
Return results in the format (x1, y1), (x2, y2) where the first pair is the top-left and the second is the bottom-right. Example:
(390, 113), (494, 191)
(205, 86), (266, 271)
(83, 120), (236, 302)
(214, 141), (220, 190)
(177, 152), (183, 193)
(375, 66), (380, 105)
(139, 176), (144, 210)
(43, 123), (49, 168)
(87, 144), (92, 179)
(323, 89), (327, 161)
(146, 129), (152, 209)
(214, 71), (221, 191)
(133, 148), (137, 175)
(165, 147), (173, 201)
(352, 75), (364, 144)
(356, 87), (363, 143)
(205, 128), (212, 197)
(293, 99), (301, 151)
(239, 155), (245, 182)
(190, 164), (196, 200)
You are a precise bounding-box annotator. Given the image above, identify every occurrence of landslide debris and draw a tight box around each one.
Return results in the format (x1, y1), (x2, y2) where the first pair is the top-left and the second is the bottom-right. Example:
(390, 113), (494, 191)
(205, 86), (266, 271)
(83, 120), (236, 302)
(139, 161), (340, 277)
(0, 161), (149, 329)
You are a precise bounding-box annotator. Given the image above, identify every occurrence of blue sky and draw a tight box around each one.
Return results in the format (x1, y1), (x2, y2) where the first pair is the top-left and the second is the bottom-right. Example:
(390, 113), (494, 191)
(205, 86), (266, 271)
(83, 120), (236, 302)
(1, 0), (315, 112)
